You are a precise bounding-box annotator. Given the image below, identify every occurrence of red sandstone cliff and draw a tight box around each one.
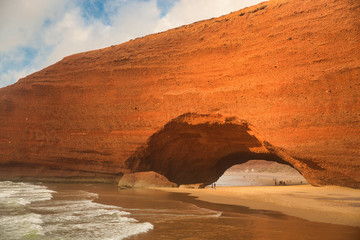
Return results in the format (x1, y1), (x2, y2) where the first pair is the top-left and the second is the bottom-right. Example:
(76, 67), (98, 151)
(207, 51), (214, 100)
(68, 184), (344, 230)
(0, 0), (359, 187)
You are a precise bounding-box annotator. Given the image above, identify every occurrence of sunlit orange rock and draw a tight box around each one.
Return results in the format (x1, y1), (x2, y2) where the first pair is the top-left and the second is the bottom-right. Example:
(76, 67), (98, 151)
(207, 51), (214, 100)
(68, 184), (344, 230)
(0, 0), (359, 187)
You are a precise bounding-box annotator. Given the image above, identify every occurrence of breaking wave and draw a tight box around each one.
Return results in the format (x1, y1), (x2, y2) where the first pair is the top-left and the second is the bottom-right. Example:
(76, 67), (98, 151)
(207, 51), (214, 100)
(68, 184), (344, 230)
(0, 181), (153, 240)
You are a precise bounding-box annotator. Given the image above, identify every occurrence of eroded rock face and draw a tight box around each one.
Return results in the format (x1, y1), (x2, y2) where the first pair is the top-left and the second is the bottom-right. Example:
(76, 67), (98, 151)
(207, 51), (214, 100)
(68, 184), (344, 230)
(126, 113), (341, 187)
(0, 0), (359, 187)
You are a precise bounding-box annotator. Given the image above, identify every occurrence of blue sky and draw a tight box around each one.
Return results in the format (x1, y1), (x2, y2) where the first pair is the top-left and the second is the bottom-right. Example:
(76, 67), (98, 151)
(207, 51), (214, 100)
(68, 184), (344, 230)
(0, 0), (263, 88)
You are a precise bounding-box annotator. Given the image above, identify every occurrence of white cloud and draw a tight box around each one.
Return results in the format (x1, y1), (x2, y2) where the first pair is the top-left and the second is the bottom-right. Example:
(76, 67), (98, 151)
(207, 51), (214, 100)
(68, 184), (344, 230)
(155, 0), (264, 32)
(108, 0), (160, 39)
(0, 69), (31, 88)
(0, 0), (265, 88)
(0, 0), (68, 52)
(44, 8), (95, 64)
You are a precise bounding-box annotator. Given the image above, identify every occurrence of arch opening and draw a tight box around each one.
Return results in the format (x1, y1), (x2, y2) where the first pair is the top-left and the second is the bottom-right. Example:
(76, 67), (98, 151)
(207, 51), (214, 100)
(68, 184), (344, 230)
(216, 159), (307, 187)
(125, 113), (312, 187)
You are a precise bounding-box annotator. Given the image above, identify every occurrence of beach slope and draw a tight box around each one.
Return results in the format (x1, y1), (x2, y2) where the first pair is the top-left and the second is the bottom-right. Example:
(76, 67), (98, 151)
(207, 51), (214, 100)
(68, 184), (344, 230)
(158, 185), (360, 227)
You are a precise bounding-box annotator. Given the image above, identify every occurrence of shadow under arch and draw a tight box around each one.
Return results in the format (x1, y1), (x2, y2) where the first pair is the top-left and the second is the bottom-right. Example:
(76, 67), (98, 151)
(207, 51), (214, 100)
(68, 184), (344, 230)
(125, 113), (317, 186)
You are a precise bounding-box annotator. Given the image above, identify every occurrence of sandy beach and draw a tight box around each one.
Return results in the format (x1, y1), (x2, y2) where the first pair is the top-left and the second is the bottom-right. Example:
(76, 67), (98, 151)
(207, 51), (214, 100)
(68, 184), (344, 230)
(34, 183), (359, 240)
(156, 185), (360, 227)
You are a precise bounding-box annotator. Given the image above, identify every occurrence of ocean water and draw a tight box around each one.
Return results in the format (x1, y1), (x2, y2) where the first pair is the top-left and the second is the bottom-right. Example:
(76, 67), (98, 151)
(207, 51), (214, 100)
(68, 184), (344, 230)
(1, 181), (359, 240)
(0, 181), (153, 240)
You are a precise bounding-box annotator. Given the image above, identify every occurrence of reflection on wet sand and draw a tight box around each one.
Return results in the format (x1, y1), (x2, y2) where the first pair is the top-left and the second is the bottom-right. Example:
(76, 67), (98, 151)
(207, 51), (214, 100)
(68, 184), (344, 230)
(61, 183), (360, 240)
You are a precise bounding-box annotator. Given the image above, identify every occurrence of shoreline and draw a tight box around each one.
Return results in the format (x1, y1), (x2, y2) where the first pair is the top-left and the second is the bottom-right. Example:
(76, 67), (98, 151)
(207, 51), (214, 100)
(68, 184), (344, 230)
(155, 185), (360, 227)
(39, 182), (360, 239)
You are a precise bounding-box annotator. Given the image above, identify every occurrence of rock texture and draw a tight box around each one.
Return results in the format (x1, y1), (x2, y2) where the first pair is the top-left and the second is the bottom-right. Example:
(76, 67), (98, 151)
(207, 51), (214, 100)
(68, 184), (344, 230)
(0, 0), (359, 187)
(118, 171), (177, 188)
(126, 113), (341, 186)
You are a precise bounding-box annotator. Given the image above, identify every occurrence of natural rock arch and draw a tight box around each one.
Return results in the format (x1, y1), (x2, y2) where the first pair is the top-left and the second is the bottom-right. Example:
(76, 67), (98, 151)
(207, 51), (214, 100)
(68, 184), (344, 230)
(0, 0), (358, 188)
(125, 113), (323, 186)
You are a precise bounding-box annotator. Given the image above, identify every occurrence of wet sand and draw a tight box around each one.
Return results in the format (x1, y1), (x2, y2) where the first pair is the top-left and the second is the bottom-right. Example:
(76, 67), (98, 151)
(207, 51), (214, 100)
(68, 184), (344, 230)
(156, 185), (360, 227)
(42, 183), (360, 239)
(57, 183), (359, 240)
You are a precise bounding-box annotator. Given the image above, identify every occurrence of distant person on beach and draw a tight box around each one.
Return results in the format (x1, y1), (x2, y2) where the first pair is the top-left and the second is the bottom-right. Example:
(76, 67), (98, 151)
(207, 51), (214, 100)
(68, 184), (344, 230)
(213, 182), (216, 189)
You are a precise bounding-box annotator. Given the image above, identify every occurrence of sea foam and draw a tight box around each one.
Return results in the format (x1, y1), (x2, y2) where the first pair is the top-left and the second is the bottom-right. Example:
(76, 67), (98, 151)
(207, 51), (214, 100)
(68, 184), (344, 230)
(0, 181), (153, 240)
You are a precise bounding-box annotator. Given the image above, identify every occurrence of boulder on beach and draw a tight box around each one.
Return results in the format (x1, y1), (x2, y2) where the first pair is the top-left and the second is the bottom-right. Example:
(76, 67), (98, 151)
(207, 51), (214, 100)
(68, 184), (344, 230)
(118, 171), (177, 188)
